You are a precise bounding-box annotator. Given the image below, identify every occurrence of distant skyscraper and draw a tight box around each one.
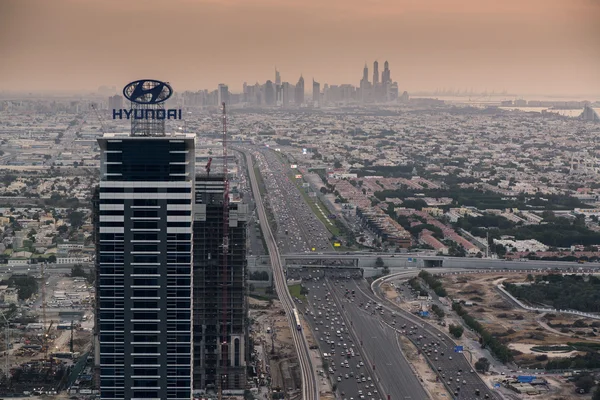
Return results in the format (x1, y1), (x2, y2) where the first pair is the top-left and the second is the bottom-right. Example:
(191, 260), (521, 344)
(295, 75), (305, 105)
(388, 82), (399, 102)
(282, 82), (293, 107)
(312, 79), (320, 105)
(265, 80), (275, 105)
(108, 95), (123, 110)
(218, 84), (229, 106)
(275, 68), (281, 85)
(95, 132), (196, 400)
(382, 61), (392, 101)
(360, 64), (371, 103)
(373, 61), (379, 86)
(580, 105), (600, 122)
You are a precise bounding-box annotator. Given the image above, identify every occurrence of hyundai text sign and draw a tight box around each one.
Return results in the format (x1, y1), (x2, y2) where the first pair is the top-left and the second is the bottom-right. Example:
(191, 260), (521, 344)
(113, 79), (182, 120)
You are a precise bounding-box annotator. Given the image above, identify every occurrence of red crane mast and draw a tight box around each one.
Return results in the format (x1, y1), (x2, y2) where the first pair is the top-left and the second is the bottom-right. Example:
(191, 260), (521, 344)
(220, 102), (230, 397)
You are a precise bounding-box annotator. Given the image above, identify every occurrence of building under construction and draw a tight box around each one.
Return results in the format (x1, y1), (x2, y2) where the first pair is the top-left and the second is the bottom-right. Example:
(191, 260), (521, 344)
(193, 172), (249, 394)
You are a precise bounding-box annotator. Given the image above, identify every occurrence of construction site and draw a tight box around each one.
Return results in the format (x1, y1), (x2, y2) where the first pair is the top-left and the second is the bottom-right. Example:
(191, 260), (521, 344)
(0, 264), (95, 397)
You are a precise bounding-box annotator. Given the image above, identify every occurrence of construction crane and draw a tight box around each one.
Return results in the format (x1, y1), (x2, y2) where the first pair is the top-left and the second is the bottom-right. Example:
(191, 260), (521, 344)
(41, 320), (54, 358)
(219, 102), (230, 400)
(90, 103), (108, 134)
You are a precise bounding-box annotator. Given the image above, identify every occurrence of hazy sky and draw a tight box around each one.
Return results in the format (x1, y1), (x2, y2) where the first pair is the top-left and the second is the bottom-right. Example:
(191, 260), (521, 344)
(1, 0), (599, 96)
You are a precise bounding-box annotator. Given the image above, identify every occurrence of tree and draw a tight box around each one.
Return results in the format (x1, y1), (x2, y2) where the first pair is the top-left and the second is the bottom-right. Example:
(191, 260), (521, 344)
(248, 283), (255, 293)
(71, 264), (86, 278)
(333, 160), (342, 169)
(592, 386), (600, 400)
(449, 324), (464, 339)
(375, 257), (384, 269)
(575, 375), (594, 393)
(382, 265), (390, 275)
(526, 274), (534, 282)
(475, 357), (490, 373)
(68, 210), (85, 229)
(300, 286), (309, 296)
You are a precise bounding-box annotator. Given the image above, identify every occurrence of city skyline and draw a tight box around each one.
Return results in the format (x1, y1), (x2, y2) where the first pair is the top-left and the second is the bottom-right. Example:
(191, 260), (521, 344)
(1, 0), (600, 96)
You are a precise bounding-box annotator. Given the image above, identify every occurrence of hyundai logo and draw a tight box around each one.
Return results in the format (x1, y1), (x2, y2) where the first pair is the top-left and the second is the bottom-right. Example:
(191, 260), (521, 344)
(123, 79), (173, 105)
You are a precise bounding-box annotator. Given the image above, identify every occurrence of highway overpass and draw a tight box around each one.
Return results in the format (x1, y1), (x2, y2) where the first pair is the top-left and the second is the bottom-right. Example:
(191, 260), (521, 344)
(282, 252), (598, 277)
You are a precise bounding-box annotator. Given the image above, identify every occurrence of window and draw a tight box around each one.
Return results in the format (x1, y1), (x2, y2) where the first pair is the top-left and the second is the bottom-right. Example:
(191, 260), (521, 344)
(166, 187), (191, 193)
(99, 277), (124, 286)
(100, 243), (124, 252)
(132, 300), (158, 309)
(132, 255), (159, 264)
(167, 221), (190, 227)
(133, 221), (158, 230)
(132, 334), (159, 343)
(167, 210), (191, 216)
(132, 346), (159, 355)
(101, 187), (125, 193)
(100, 333), (124, 342)
(167, 233), (191, 241)
(167, 288), (190, 298)
(132, 323), (159, 331)
(132, 289), (158, 297)
(133, 210), (159, 218)
(132, 278), (159, 286)
(133, 199), (158, 207)
(132, 367), (159, 375)
(99, 300), (124, 309)
(99, 221), (123, 227)
(132, 390), (159, 398)
(168, 199), (192, 204)
(133, 187), (159, 193)
(132, 267), (158, 275)
(133, 233), (158, 241)
(99, 311), (124, 320)
(167, 277), (191, 286)
(100, 209), (125, 216)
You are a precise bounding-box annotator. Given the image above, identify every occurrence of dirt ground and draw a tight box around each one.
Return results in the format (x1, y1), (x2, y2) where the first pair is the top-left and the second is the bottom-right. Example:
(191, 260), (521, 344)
(381, 283), (399, 301)
(440, 272), (600, 360)
(397, 335), (451, 400)
(249, 297), (303, 396)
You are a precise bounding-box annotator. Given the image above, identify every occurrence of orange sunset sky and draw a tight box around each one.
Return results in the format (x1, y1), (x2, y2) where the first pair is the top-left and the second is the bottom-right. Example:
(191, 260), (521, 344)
(1, 0), (599, 96)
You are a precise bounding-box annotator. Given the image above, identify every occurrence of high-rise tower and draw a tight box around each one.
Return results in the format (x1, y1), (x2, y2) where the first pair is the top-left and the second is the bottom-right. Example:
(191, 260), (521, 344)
(382, 61), (391, 84)
(312, 79), (320, 105)
(360, 64), (371, 103)
(218, 84), (229, 106)
(295, 75), (305, 105)
(96, 80), (195, 400)
(373, 61), (379, 85)
(192, 171), (248, 393)
(95, 133), (196, 400)
(275, 68), (281, 86)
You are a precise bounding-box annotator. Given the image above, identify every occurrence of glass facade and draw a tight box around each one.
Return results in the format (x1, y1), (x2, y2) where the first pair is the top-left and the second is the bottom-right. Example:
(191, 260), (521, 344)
(96, 133), (195, 400)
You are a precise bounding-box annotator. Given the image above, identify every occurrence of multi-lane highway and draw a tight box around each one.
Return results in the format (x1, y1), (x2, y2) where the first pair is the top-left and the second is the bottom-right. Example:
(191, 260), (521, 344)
(368, 271), (499, 399)
(245, 150), (319, 400)
(246, 147), (332, 253)
(300, 272), (429, 400)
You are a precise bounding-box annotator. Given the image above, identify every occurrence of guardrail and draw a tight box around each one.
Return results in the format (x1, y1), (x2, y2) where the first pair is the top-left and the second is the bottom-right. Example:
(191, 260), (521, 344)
(496, 284), (600, 320)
